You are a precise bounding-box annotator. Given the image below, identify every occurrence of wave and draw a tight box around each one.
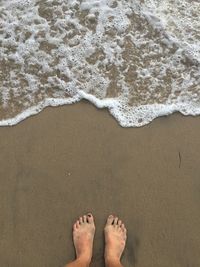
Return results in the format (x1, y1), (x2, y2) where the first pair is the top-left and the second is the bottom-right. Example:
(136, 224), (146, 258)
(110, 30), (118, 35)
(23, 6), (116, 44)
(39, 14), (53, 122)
(0, 0), (199, 127)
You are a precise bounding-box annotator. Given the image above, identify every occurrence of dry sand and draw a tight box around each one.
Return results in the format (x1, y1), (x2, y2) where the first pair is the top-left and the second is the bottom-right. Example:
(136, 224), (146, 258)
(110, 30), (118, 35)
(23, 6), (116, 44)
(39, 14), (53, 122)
(0, 101), (200, 267)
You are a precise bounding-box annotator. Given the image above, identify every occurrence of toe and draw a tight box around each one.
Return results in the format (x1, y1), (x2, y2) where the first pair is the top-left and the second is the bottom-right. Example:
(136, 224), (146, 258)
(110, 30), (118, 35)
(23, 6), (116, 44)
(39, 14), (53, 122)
(122, 223), (127, 232)
(76, 221), (80, 228)
(114, 216), (118, 225)
(118, 220), (122, 227)
(106, 215), (114, 225)
(83, 215), (87, 223)
(87, 213), (94, 224)
(79, 217), (83, 224)
(73, 223), (77, 231)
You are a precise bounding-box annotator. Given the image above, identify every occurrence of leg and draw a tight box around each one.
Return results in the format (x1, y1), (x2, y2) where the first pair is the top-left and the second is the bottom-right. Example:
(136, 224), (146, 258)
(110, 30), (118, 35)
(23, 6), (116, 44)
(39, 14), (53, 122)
(104, 215), (127, 267)
(65, 213), (95, 267)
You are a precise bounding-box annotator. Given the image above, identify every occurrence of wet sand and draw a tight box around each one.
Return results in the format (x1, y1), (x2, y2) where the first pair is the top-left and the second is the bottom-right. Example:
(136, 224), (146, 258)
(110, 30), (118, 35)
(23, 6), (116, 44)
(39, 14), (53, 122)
(0, 101), (200, 267)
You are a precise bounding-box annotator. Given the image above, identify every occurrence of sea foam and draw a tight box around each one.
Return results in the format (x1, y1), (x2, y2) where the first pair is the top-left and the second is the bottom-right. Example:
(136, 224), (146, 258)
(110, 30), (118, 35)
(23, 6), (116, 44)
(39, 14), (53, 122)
(0, 0), (200, 126)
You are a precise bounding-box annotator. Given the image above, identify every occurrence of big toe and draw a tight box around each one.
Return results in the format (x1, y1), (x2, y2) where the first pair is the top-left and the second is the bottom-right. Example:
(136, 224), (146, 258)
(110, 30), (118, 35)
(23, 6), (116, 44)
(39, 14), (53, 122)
(106, 215), (114, 225)
(87, 213), (94, 224)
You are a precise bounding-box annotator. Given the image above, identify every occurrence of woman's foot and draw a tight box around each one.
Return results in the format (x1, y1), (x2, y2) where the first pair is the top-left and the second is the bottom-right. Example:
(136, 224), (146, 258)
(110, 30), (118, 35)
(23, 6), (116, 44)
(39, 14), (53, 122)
(73, 213), (95, 265)
(104, 215), (127, 264)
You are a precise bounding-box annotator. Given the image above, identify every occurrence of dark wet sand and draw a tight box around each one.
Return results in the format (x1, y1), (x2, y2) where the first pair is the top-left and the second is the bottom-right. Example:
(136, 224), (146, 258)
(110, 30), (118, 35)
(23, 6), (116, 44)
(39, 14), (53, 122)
(0, 101), (200, 267)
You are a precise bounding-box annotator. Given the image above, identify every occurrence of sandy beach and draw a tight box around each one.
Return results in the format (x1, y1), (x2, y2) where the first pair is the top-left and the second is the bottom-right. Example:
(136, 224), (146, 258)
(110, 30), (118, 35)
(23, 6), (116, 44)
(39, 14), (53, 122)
(0, 101), (200, 267)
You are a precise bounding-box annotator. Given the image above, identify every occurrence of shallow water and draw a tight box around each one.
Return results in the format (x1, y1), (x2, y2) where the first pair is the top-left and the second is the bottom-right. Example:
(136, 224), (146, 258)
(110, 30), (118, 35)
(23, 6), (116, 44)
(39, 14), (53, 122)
(0, 0), (200, 126)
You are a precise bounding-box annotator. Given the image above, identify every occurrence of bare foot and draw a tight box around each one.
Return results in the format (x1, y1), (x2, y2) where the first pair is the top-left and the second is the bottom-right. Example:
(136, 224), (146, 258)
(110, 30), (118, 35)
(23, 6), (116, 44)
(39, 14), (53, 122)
(104, 215), (127, 263)
(73, 213), (95, 264)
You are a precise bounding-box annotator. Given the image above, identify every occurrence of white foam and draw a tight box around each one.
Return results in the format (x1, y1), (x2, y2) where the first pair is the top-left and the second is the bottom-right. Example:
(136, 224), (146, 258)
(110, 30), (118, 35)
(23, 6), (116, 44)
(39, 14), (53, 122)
(0, 0), (200, 127)
(0, 96), (81, 126)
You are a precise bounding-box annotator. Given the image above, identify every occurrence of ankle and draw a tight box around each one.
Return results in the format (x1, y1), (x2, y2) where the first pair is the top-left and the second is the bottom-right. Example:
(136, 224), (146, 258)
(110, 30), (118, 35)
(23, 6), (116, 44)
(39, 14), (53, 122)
(105, 256), (121, 266)
(76, 255), (91, 266)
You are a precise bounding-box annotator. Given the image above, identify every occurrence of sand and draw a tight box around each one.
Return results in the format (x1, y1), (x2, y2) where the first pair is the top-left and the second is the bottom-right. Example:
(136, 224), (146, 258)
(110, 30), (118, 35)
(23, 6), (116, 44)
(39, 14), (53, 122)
(0, 101), (200, 267)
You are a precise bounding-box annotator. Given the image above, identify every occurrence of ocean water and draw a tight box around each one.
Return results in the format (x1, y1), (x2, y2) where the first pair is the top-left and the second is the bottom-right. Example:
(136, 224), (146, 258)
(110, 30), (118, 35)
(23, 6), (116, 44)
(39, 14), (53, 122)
(0, 0), (200, 127)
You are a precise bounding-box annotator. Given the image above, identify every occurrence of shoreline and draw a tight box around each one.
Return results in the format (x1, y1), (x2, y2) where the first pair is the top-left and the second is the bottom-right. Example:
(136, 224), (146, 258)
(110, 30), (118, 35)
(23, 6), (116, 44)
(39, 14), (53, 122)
(1, 97), (200, 128)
